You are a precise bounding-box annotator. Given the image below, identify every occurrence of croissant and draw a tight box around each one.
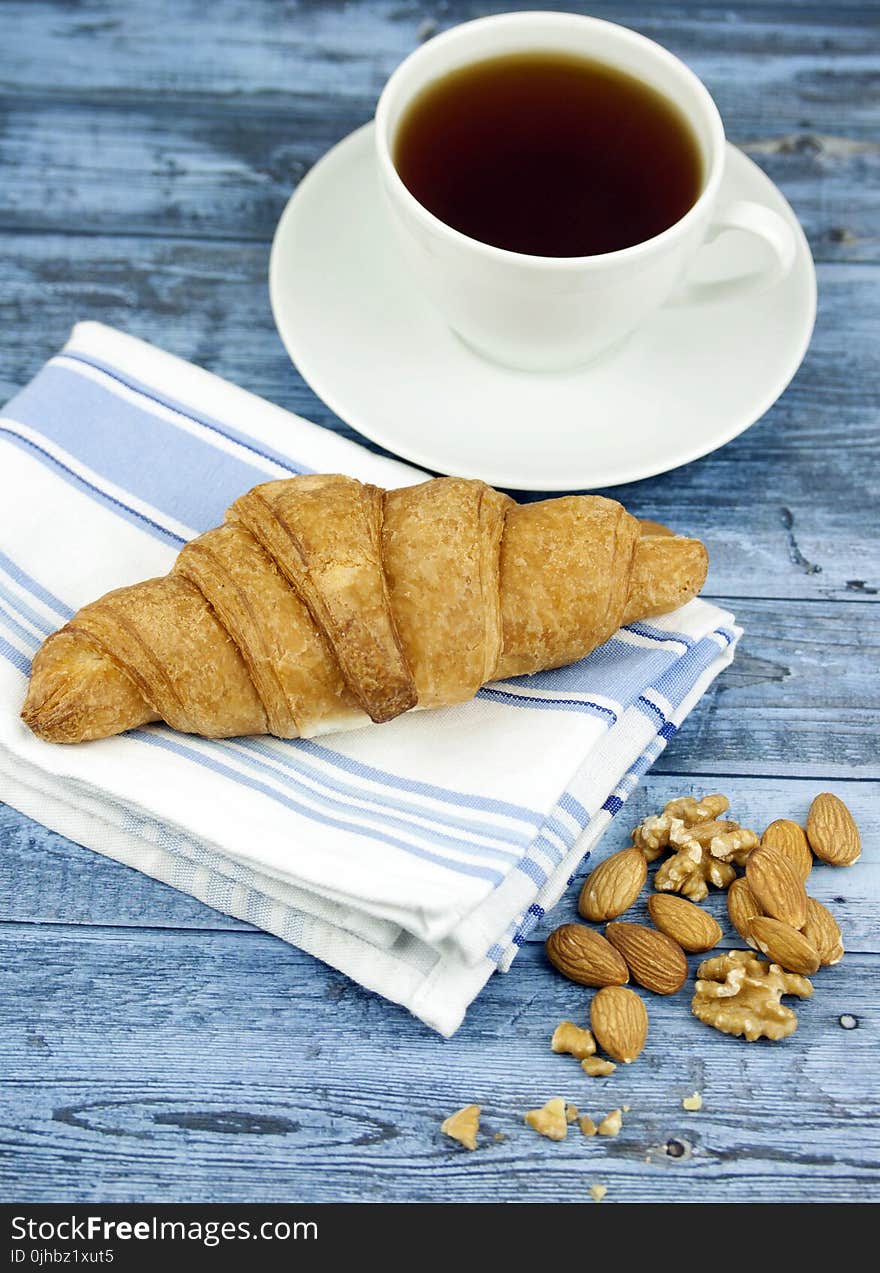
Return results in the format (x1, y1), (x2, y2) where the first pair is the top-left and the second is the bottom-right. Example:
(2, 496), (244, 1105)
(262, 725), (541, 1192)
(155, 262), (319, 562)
(21, 474), (708, 744)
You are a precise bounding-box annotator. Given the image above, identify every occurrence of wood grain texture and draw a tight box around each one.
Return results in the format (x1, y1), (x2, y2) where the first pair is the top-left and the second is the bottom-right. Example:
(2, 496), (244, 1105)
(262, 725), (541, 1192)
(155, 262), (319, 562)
(654, 599), (880, 777)
(1, 0), (878, 1204)
(0, 927), (876, 1202)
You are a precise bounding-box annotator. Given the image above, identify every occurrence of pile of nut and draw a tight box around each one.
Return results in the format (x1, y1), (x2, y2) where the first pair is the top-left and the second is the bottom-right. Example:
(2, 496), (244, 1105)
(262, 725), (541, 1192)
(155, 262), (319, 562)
(545, 791), (859, 1054)
(439, 791), (860, 1164)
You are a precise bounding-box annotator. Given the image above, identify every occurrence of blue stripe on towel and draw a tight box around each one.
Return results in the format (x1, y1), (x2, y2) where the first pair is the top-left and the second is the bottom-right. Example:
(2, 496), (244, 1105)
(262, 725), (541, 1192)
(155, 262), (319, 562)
(61, 352), (311, 479)
(558, 792), (590, 826)
(273, 739), (543, 826)
(133, 730), (505, 885)
(544, 815), (577, 851)
(0, 599), (45, 649)
(478, 685), (618, 721)
(195, 736), (521, 866)
(0, 579), (59, 636)
(0, 632), (30, 676)
(0, 427), (186, 548)
(637, 694), (668, 724)
(0, 550), (73, 619)
(504, 636), (678, 695)
(515, 857), (547, 887)
(231, 738), (531, 850)
(624, 619), (695, 648)
(7, 364), (283, 533)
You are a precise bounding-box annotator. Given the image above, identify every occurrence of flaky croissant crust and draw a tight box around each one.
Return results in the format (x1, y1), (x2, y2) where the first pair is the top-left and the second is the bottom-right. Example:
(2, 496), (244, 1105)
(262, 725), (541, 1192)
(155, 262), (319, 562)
(22, 474), (708, 744)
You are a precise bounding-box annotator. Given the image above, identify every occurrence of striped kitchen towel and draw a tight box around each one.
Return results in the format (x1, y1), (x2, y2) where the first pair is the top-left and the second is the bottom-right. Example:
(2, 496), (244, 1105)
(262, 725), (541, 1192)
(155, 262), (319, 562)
(0, 323), (740, 1036)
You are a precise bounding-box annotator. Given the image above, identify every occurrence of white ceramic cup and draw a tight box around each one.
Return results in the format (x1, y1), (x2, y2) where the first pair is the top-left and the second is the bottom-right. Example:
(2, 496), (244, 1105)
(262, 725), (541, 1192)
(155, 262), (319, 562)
(375, 11), (797, 372)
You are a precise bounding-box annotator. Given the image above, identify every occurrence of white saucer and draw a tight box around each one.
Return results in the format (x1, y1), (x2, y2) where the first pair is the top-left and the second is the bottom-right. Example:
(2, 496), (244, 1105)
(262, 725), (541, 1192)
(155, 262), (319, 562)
(270, 123), (816, 491)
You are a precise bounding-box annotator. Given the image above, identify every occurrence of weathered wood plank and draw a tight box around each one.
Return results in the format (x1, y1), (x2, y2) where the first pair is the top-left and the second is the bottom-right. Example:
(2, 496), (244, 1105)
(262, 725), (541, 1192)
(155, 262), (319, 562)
(0, 97), (875, 262)
(2, 773), (876, 944)
(1, 0), (876, 1210)
(0, 233), (877, 600)
(655, 598), (880, 777)
(0, 924), (876, 1201)
(4, 1), (879, 135)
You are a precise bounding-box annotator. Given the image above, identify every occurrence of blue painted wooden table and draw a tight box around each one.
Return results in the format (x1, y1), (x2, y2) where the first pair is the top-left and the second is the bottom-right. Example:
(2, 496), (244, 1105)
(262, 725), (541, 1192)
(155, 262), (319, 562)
(1, 1), (878, 1203)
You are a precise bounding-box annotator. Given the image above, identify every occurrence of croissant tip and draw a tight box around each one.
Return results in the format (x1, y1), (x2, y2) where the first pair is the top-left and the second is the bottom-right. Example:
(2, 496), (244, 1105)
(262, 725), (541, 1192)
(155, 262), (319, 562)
(21, 685), (82, 744)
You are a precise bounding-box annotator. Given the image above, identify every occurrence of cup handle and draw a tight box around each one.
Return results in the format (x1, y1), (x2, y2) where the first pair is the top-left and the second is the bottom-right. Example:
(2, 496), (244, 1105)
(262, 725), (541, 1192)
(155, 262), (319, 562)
(671, 199), (798, 306)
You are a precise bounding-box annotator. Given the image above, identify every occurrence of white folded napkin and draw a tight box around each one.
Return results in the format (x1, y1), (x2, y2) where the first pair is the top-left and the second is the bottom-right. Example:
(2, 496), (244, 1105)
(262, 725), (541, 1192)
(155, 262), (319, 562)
(0, 323), (740, 1035)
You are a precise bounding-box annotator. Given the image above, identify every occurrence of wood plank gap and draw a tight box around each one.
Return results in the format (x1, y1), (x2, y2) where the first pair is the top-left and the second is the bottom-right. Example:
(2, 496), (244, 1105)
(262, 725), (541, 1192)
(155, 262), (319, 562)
(0, 221), (874, 270)
(703, 593), (880, 605)
(0, 224), (273, 247)
(655, 771), (880, 783)
(0, 917), (258, 938)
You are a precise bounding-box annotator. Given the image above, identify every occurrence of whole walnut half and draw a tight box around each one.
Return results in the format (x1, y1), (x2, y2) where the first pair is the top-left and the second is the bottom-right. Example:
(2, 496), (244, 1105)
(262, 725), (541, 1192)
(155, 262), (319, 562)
(691, 950), (813, 1042)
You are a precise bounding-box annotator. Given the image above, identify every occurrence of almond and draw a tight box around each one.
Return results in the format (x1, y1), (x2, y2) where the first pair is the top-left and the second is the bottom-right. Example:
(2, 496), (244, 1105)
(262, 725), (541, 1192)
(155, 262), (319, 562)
(762, 819), (813, 881)
(647, 894), (722, 953)
(801, 896), (844, 966)
(806, 793), (861, 866)
(545, 924), (629, 987)
(745, 844), (808, 929)
(727, 877), (762, 948)
(578, 846), (647, 922)
(590, 985), (648, 1063)
(748, 916), (821, 975)
(605, 921), (688, 995)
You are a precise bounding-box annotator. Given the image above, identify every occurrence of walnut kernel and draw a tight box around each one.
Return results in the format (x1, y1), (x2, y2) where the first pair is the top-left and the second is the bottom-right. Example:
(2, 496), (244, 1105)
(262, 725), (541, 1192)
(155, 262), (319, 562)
(551, 1021), (596, 1059)
(665, 794), (730, 824)
(631, 794), (730, 862)
(655, 841), (736, 902)
(692, 950), (813, 1042)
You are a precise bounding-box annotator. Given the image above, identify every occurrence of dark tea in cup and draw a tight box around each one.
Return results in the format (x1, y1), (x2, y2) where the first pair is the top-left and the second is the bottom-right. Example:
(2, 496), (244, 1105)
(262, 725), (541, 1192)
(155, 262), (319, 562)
(393, 50), (703, 258)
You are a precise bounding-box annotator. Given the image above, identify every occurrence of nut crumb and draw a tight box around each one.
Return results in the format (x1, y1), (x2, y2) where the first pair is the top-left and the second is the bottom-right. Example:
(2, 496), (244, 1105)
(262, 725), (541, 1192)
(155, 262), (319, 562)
(565, 1102), (579, 1124)
(581, 1056), (616, 1077)
(551, 1021), (597, 1059)
(493, 1131), (506, 1142)
(589, 1183), (607, 1202)
(598, 1108), (623, 1137)
(622, 1103), (631, 1113)
(579, 1114), (597, 1137)
(525, 1097), (568, 1141)
(682, 1091), (703, 1111)
(441, 1103), (481, 1150)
